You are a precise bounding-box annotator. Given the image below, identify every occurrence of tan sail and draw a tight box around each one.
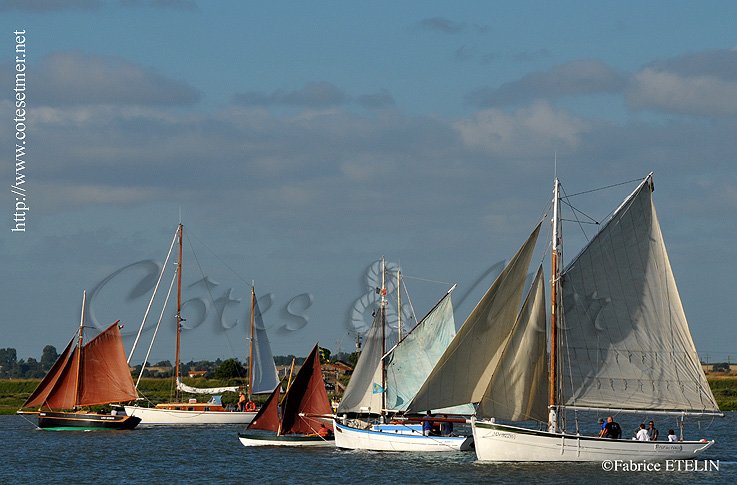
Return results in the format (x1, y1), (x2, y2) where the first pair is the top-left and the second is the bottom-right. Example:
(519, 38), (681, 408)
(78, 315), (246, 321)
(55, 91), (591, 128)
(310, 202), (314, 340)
(559, 177), (718, 412)
(477, 265), (548, 421)
(407, 223), (541, 412)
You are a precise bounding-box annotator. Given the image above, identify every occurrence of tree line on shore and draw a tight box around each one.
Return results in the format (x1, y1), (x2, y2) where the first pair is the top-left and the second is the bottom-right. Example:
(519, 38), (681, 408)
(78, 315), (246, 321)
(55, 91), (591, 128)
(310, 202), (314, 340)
(0, 346), (358, 379)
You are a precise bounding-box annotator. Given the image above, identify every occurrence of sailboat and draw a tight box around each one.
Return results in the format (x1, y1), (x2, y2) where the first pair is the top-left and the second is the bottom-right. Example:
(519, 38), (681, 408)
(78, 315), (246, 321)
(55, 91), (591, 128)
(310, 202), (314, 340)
(408, 174), (721, 461)
(124, 224), (279, 425)
(238, 343), (335, 447)
(334, 259), (474, 452)
(19, 291), (141, 431)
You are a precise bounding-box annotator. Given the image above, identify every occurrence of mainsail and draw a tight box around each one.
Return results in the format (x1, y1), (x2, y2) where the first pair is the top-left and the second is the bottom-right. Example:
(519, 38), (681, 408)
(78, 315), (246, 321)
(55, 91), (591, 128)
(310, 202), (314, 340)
(559, 176), (719, 412)
(279, 344), (332, 435)
(336, 311), (385, 414)
(476, 266), (548, 421)
(172, 288), (278, 396)
(407, 223), (541, 412)
(23, 322), (138, 410)
(384, 288), (474, 414)
(250, 296), (280, 394)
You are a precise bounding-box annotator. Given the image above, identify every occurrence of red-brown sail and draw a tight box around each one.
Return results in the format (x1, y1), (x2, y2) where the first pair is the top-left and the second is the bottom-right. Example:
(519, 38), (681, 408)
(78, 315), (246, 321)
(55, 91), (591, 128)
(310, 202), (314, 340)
(79, 322), (138, 406)
(247, 385), (281, 432)
(22, 338), (76, 409)
(23, 322), (137, 410)
(278, 344), (332, 435)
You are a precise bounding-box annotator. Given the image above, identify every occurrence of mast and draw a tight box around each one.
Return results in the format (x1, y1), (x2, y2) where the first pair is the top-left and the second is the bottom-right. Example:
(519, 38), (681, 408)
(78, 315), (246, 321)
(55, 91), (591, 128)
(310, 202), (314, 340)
(549, 179), (561, 432)
(73, 290), (86, 409)
(397, 269), (402, 340)
(380, 257), (387, 417)
(286, 357), (296, 393)
(174, 223), (183, 400)
(248, 285), (256, 401)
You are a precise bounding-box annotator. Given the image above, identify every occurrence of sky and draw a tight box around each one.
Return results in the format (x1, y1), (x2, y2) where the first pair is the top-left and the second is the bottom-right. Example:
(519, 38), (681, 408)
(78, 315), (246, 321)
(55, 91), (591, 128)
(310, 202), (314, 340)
(1, 0), (736, 365)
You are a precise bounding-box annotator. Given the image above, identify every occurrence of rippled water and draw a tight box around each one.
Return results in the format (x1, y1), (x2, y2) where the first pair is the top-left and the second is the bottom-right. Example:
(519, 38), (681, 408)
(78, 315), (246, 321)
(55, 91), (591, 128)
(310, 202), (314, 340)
(5, 413), (736, 484)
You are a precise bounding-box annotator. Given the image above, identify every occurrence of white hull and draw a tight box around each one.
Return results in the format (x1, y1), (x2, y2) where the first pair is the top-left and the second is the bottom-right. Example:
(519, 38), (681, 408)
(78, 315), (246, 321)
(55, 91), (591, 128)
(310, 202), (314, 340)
(472, 419), (715, 462)
(124, 406), (256, 425)
(238, 432), (334, 447)
(334, 421), (473, 452)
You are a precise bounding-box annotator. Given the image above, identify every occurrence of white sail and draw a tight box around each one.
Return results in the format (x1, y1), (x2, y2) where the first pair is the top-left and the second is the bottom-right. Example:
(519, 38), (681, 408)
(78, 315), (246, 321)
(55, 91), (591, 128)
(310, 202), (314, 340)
(477, 266), (548, 421)
(176, 378), (239, 395)
(559, 177), (718, 412)
(337, 310), (385, 414)
(250, 297), (280, 394)
(384, 288), (473, 414)
(407, 223), (541, 413)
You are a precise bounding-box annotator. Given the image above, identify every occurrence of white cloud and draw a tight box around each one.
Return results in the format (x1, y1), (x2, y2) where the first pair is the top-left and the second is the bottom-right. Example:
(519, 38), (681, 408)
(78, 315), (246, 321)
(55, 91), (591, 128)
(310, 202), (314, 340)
(454, 102), (590, 157)
(627, 68), (737, 117)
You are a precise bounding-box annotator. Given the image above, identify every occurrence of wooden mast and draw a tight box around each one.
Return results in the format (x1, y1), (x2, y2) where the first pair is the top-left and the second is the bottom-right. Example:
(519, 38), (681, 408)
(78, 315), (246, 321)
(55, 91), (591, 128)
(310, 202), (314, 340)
(174, 224), (183, 400)
(380, 257), (387, 418)
(73, 290), (86, 410)
(286, 357), (296, 393)
(248, 285), (256, 401)
(549, 179), (560, 432)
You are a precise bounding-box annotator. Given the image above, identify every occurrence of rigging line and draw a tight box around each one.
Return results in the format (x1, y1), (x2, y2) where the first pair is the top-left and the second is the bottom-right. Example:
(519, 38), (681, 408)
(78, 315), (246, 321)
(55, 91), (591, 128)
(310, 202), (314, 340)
(186, 227), (251, 286)
(401, 274), (452, 286)
(136, 268), (177, 388)
(185, 232), (241, 362)
(400, 277), (418, 327)
(560, 197), (599, 224)
(564, 177), (644, 198)
(559, 185), (591, 243)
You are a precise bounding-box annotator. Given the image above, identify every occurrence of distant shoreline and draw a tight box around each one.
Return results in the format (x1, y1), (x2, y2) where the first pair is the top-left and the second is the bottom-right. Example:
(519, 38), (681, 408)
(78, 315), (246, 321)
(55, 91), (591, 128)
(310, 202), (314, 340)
(3, 376), (736, 415)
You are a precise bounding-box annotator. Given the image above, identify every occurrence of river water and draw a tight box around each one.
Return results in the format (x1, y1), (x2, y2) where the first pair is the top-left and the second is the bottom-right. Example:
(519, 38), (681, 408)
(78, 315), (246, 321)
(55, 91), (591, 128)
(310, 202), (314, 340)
(4, 413), (735, 484)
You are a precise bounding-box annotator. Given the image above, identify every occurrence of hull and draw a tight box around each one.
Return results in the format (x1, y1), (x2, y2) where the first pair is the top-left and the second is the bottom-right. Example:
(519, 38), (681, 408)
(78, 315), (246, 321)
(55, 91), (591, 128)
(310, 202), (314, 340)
(37, 411), (141, 431)
(124, 405), (256, 425)
(238, 431), (335, 447)
(472, 419), (715, 462)
(334, 421), (473, 452)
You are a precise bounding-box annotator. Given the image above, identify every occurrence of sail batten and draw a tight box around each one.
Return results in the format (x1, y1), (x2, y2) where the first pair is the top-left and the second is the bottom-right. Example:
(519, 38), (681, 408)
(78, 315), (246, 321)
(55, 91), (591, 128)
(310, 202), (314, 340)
(559, 177), (718, 412)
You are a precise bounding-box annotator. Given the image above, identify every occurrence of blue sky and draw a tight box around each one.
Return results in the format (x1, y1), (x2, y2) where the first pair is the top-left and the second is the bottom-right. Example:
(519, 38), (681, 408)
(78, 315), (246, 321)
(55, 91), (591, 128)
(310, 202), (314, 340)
(1, 0), (736, 365)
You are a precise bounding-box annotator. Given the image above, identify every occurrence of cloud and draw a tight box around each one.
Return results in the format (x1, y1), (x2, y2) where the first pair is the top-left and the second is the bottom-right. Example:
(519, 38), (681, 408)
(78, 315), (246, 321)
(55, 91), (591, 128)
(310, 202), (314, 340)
(26, 51), (200, 106)
(234, 81), (350, 108)
(356, 89), (395, 109)
(0, 0), (100, 10)
(626, 49), (737, 117)
(234, 82), (394, 110)
(454, 101), (590, 158)
(417, 17), (488, 35)
(119, 0), (197, 9)
(466, 60), (627, 107)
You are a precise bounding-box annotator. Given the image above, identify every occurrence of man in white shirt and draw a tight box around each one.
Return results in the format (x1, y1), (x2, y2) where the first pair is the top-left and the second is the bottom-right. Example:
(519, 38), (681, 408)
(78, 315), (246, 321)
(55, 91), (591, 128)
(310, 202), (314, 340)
(635, 423), (650, 441)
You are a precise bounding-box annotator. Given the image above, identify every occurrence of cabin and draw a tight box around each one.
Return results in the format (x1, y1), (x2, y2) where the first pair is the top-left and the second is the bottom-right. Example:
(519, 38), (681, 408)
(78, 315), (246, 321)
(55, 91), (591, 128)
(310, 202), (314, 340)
(702, 362), (737, 375)
(322, 361), (354, 393)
